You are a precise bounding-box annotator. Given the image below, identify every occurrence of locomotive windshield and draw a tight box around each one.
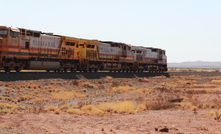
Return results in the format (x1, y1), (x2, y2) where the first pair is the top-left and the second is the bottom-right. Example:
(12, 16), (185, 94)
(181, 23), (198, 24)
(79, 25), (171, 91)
(10, 31), (19, 37)
(0, 30), (8, 36)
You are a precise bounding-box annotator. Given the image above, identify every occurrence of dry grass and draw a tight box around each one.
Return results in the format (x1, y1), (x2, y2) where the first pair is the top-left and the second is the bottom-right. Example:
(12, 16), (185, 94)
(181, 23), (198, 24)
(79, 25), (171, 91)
(81, 82), (98, 89)
(137, 77), (150, 82)
(105, 76), (113, 79)
(106, 85), (136, 93)
(136, 103), (147, 111)
(45, 106), (59, 112)
(210, 79), (221, 84)
(81, 105), (104, 115)
(51, 91), (85, 100)
(67, 109), (84, 115)
(60, 104), (69, 110)
(189, 84), (217, 88)
(0, 103), (18, 114)
(1, 74), (221, 117)
(97, 101), (136, 114)
(209, 110), (221, 120)
(178, 102), (198, 111)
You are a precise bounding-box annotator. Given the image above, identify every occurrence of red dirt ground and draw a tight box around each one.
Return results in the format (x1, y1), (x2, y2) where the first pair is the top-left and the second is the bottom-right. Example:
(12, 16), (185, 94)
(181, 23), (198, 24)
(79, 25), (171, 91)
(0, 74), (221, 134)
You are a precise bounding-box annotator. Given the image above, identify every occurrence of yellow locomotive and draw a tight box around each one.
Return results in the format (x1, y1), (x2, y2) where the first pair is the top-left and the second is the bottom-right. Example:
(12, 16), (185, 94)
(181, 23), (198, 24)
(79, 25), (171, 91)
(0, 26), (167, 72)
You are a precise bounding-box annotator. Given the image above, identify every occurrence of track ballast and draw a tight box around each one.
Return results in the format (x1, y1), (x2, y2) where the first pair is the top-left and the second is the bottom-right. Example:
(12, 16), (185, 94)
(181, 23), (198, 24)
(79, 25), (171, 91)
(0, 72), (220, 81)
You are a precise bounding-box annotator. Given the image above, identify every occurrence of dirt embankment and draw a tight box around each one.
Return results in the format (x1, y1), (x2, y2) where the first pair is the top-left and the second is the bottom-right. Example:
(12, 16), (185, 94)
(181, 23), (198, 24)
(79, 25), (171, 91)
(0, 74), (221, 133)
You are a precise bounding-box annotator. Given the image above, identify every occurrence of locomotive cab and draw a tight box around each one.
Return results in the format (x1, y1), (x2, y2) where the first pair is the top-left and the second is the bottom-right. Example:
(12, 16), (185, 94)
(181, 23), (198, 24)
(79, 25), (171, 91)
(0, 26), (21, 71)
(0, 26), (20, 47)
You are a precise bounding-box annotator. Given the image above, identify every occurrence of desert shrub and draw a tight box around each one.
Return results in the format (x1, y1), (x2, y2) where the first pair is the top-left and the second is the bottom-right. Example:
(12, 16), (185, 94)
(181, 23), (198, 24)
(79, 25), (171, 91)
(81, 105), (104, 115)
(153, 75), (167, 79)
(67, 109), (84, 115)
(105, 76), (113, 79)
(1, 104), (19, 114)
(209, 109), (221, 120)
(198, 103), (215, 109)
(60, 104), (69, 110)
(136, 103), (146, 111)
(45, 106), (59, 112)
(35, 97), (45, 103)
(144, 97), (176, 110)
(71, 80), (79, 86)
(31, 103), (45, 113)
(4, 97), (13, 102)
(51, 90), (85, 100)
(97, 101), (136, 114)
(178, 102), (200, 111)
(137, 77), (150, 82)
(106, 85), (136, 93)
(17, 95), (32, 102)
(185, 89), (207, 94)
(0, 109), (10, 114)
(144, 101), (175, 110)
(211, 79), (221, 84)
(189, 84), (216, 88)
(81, 82), (98, 89)
(54, 110), (60, 114)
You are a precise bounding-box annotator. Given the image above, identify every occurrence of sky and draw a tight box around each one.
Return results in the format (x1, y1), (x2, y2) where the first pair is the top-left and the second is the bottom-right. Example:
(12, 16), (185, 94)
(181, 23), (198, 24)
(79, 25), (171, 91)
(1, 0), (221, 62)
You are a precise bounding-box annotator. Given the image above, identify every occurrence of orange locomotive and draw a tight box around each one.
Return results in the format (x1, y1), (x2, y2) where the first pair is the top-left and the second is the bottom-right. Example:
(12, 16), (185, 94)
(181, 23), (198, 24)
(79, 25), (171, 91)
(0, 26), (167, 72)
(0, 26), (80, 72)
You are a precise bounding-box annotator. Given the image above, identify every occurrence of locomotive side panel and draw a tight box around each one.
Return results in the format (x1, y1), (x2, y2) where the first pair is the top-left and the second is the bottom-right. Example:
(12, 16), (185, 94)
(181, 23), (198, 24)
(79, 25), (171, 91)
(29, 35), (61, 59)
(97, 43), (121, 60)
(27, 35), (62, 70)
(143, 49), (158, 63)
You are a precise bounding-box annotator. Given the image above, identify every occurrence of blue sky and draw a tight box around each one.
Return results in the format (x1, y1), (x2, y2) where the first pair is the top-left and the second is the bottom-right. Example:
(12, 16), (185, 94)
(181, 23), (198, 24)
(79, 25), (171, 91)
(1, 0), (221, 62)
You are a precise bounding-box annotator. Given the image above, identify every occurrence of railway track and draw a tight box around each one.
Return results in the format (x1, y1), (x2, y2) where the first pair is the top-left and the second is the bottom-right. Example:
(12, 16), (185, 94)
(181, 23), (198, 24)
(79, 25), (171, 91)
(0, 72), (221, 81)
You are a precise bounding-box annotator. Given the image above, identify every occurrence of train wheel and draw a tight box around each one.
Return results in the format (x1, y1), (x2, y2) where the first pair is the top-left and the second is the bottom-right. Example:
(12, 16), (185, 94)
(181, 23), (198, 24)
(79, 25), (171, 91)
(63, 68), (67, 72)
(89, 68), (92, 72)
(70, 68), (76, 72)
(4, 67), (10, 73)
(14, 67), (21, 72)
(94, 68), (98, 72)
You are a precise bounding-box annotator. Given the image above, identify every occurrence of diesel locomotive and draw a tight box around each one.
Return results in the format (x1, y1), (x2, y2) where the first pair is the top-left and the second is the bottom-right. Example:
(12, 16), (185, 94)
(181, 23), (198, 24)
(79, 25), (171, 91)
(0, 26), (167, 72)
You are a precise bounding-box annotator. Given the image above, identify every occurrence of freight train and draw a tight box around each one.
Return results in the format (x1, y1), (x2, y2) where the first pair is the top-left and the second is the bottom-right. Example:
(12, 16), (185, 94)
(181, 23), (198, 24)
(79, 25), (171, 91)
(0, 26), (167, 73)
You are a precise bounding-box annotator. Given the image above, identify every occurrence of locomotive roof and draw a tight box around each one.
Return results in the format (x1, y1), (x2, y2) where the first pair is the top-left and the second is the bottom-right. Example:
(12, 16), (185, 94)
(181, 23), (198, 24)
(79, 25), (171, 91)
(146, 47), (166, 51)
(101, 41), (131, 47)
(0, 26), (20, 32)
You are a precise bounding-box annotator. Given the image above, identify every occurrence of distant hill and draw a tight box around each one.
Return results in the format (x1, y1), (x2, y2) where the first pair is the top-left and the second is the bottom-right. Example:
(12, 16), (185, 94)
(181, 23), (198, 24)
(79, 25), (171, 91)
(168, 61), (221, 68)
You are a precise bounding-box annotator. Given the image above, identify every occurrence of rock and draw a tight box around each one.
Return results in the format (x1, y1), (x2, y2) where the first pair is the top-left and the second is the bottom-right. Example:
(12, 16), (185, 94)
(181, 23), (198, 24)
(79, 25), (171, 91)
(168, 98), (184, 103)
(159, 127), (169, 132)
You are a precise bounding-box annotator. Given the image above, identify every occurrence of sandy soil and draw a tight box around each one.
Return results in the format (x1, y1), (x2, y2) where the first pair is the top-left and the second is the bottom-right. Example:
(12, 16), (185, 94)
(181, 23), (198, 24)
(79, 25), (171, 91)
(0, 74), (221, 134)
